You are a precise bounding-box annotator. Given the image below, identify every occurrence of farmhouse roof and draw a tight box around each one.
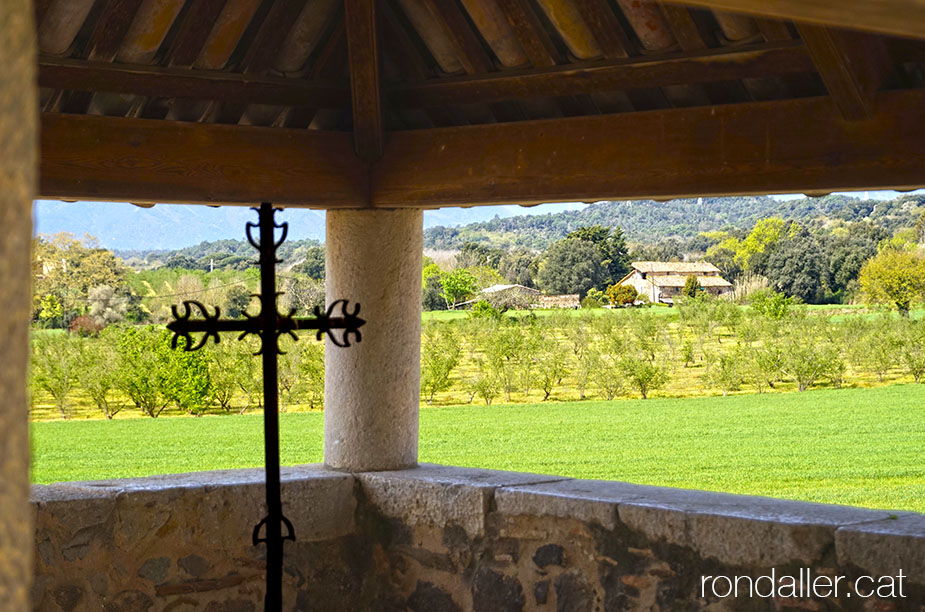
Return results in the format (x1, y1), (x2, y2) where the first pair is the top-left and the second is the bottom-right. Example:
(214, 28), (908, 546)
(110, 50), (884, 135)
(632, 262), (723, 274)
(650, 275), (733, 288)
(480, 284), (540, 295)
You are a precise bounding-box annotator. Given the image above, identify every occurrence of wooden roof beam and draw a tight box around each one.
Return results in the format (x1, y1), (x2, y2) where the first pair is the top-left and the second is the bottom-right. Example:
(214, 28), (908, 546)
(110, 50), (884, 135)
(345, 0), (384, 163)
(38, 57), (350, 107)
(40, 113), (368, 207)
(797, 25), (890, 120)
(664, 0), (925, 40)
(371, 89), (925, 206)
(391, 42), (813, 108)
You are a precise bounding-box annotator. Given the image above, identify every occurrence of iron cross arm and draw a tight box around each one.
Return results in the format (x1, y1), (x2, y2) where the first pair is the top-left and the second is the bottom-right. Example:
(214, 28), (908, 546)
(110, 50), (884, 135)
(166, 298), (365, 352)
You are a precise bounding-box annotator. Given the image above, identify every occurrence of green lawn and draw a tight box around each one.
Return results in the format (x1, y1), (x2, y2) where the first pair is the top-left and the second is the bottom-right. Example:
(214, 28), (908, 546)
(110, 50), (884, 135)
(31, 384), (925, 513)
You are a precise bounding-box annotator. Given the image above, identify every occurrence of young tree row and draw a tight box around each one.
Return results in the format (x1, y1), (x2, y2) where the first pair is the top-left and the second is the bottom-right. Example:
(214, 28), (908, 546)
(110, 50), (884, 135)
(30, 326), (325, 419)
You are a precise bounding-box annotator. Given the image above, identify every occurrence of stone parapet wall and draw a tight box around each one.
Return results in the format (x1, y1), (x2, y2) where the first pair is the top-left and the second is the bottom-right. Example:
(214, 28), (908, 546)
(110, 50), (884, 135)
(32, 466), (364, 612)
(33, 464), (925, 611)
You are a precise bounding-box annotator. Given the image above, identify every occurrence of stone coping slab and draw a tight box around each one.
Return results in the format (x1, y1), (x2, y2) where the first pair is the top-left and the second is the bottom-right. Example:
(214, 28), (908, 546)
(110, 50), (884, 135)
(492, 476), (911, 567)
(29, 463), (925, 574)
(32, 463), (347, 497)
(32, 464), (358, 544)
(359, 465), (924, 570)
(837, 513), (925, 583)
(356, 463), (568, 537)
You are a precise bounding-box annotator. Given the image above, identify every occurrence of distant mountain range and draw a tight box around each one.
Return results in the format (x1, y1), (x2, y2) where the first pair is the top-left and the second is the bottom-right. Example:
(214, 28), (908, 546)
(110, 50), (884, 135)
(33, 200), (585, 251)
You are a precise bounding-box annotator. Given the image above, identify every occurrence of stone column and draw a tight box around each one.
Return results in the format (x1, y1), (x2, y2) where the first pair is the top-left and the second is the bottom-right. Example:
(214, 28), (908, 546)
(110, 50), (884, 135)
(0, 1), (36, 609)
(324, 209), (422, 471)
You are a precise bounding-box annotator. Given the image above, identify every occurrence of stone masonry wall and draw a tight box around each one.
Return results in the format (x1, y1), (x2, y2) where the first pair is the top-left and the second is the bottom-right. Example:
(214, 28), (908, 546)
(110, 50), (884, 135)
(33, 464), (925, 611)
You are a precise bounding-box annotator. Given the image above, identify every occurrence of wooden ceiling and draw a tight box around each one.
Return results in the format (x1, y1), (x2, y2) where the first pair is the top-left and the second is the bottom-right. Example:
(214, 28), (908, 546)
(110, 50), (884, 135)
(34, 0), (925, 208)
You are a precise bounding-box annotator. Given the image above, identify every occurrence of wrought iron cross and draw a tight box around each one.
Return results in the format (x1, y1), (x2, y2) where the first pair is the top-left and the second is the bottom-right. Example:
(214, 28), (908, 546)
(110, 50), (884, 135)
(166, 203), (364, 611)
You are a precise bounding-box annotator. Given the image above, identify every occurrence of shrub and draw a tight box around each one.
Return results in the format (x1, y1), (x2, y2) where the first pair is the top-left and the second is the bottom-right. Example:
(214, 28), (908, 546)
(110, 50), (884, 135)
(69, 315), (103, 337)
(606, 284), (638, 306)
(469, 300), (503, 320)
(681, 275), (700, 298)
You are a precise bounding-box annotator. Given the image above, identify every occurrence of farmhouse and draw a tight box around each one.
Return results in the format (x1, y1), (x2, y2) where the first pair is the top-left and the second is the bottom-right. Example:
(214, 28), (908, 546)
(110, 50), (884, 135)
(618, 261), (733, 304)
(3, 0), (925, 610)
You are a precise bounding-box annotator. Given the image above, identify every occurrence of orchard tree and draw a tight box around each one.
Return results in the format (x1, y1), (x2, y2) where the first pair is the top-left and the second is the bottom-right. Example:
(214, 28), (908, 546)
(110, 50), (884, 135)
(204, 340), (240, 412)
(31, 332), (81, 418)
(859, 249), (925, 316)
(77, 331), (121, 419)
(618, 356), (668, 399)
(421, 324), (462, 403)
(536, 238), (606, 298)
(114, 326), (171, 417)
(748, 289), (793, 319)
(298, 342), (325, 410)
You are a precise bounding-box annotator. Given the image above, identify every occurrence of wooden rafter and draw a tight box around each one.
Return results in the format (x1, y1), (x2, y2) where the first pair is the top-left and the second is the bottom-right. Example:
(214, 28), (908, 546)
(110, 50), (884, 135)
(85, 0), (145, 61)
(372, 90), (925, 207)
(391, 42), (812, 108)
(38, 57), (349, 107)
(380, 1), (431, 80)
(658, 2), (708, 52)
(755, 18), (791, 42)
(345, 0), (384, 163)
(166, 0), (229, 67)
(40, 113), (367, 207)
(33, 0), (53, 28)
(240, 0), (306, 75)
(797, 25), (889, 120)
(420, 0), (493, 74)
(495, 0), (561, 67)
(571, 0), (632, 59)
(665, 0), (925, 41)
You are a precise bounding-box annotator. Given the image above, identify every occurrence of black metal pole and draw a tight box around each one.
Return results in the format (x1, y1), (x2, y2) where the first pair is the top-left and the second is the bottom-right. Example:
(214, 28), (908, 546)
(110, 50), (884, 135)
(258, 202), (284, 611)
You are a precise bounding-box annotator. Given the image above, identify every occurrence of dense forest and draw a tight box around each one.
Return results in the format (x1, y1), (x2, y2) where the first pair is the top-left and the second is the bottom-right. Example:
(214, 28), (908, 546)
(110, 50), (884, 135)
(423, 194), (925, 250)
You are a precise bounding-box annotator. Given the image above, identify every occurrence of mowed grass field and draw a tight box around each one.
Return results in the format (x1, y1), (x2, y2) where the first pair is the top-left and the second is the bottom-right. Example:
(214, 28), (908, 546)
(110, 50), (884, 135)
(31, 384), (925, 513)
